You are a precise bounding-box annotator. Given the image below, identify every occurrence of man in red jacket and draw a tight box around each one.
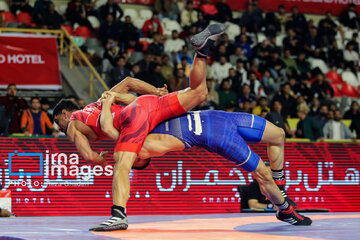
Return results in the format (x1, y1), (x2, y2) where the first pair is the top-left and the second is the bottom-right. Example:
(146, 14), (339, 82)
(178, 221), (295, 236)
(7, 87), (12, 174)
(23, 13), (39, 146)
(142, 10), (163, 38)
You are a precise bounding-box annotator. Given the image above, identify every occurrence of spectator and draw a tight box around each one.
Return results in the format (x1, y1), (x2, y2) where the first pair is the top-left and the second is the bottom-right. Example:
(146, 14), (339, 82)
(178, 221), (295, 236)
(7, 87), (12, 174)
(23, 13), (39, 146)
(148, 33), (164, 57)
(164, 30), (185, 54)
(235, 60), (248, 87)
(217, 79), (237, 110)
(238, 84), (256, 110)
(161, 54), (174, 81)
(181, 1), (198, 29)
(323, 109), (355, 139)
(77, 99), (86, 109)
(142, 10), (163, 38)
(243, 71), (266, 98)
(210, 55), (233, 86)
(212, 44), (228, 62)
(169, 68), (188, 92)
(304, 27), (324, 57)
(310, 73), (334, 103)
(21, 97), (58, 137)
(0, 84), (28, 135)
(283, 28), (303, 56)
(253, 39), (271, 66)
(327, 40), (345, 69)
(308, 97), (320, 116)
(318, 11), (342, 46)
(295, 103), (324, 141)
(235, 33), (252, 58)
(66, 0), (93, 30)
(220, 34), (235, 58)
(240, 3), (262, 33)
(154, 0), (172, 20)
(32, 0), (52, 25)
(344, 43), (359, 70)
(267, 50), (287, 81)
(177, 56), (191, 78)
(99, 0), (123, 22)
(195, 78), (219, 110)
(194, 12), (209, 32)
(273, 83), (297, 118)
(200, 0), (218, 22)
(240, 100), (252, 113)
(287, 6), (307, 35)
(150, 63), (167, 88)
(40, 98), (53, 135)
(276, 4), (288, 34)
(281, 49), (299, 78)
(340, 3), (360, 29)
(347, 33), (359, 53)
(111, 56), (131, 85)
(42, 3), (64, 29)
(252, 97), (270, 116)
(225, 68), (242, 96)
(137, 52), (155, 74)
(215, 0), (232, 23)
(264, 11), (281, 36)
(343, 101), (360, 120)
(121, 15), (140, 44)
(102, 39), (121, 76)
(10, 0), (33, 16)
(266, 100), (293, 138)
(314, 104), (330, 127)
(176, 45), (193, 66)
(100, 14), (120, 46)
(229, 46), (247, 66)
(262, 70), (278, 94)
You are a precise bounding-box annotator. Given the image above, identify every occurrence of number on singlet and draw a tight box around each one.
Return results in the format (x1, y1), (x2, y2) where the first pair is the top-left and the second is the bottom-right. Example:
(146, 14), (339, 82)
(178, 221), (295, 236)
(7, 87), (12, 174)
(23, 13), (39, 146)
(187, 111), (202, 135)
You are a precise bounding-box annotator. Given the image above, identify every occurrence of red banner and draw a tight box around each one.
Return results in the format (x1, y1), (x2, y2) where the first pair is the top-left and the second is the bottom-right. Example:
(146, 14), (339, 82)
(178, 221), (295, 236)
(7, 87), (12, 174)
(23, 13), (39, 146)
(0, 137), (359, 216)
(0, 34), (61, 90)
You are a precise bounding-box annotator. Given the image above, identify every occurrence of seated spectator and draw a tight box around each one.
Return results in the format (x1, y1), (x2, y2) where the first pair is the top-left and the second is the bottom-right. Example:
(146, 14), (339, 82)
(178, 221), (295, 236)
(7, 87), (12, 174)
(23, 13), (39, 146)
(252, 97), (270, 116)
(10, 0), (33, 16)
(295, 52), (312, 79)
(195, 78), (219, 110)
(328, 41), (345, 69)
(181, 1), (198, 29)
(194, 12), (209, 32)
(264, 11), (281, 36)
(283, 28), (303, 56)
(344, 43), (359, 70)
(164, 30), (185, 54)
(176, 45), (193, 66)
(177, 56), (191, 78)
(266, 100), (293, 138)
(304, 27), (324, 57)
(275, 4), (288, 34)
(340, 3), (360, 29)
(262, 70), (278, 94)
(215, 0), (232, 23)
(200, 0), (218, 21)
(323, 109), (355, 139)
(229, 46), (247, 66)
(211, 55), (233, 86)
(212, 44), (228, 62)
(235, 33), (252, 58)
(77, 98), (86, 109)
(217, 79), (237, 110)
(318, 11), (342, 47)
(42, 3), (64, 29)
(154, 0), (171, 20)
(281, 49), (299, 78)
(66, 0), (93, 30)
(121, 16), (140, 44)
(240, 3), (262, 33)
(99, 0), (123, 22)
(347, 33), (359, 53)
(273, 83), (297, 118)
(32, 0), (52, 25)
(235, 60), (248, 88)
(308, 97), (321, 116)
(315, 104), (330, 127)
(343, 101), (360, 120)
(169, 68), (188, 92)
(0, 83), (28, 135)
(310, 73), (334, 103)
(219, 34), (235, 58)
(150, 63), (167, 88)
(295, 103), (324, 141)
(148, 33), (164, 57)
(238, 84), (256, 110)
(142, 11), (163, 38)
(102, 39), (121, 76)
(161, 54), (174, 81)
(100, 14), (120, 46)
(253, 39), (271, 66)
(287, 6), (307, 35)
(267, 50), (287, 81)
(137, 52), (155, 74)
(111, 56), (131, 85)
(243, 71), (266, 99)
(21, 97), (58, 137)
(225, 68), (242, 97)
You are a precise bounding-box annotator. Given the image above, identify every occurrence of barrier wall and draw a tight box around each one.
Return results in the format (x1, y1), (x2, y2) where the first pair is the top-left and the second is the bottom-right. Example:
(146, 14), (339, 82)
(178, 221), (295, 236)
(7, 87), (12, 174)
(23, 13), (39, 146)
(0, 137), (359, 216)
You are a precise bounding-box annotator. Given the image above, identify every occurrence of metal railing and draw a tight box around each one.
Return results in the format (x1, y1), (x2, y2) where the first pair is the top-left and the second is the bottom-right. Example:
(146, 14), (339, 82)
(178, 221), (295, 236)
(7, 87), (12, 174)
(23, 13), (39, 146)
(0, 27), (109, 98)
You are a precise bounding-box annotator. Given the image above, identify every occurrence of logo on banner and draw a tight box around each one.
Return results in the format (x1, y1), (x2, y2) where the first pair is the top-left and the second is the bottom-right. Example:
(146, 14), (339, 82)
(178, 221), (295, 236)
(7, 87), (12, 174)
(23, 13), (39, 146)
(0, 54), (45, 64)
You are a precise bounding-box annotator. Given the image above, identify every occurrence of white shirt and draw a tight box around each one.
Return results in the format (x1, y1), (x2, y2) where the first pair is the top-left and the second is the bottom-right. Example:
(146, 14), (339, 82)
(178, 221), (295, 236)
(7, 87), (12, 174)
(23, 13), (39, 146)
(332, 121), (341, 139)
(344, 50), (359, 62)
(164, 38), (185, 53)
(210, 62), (233, 84)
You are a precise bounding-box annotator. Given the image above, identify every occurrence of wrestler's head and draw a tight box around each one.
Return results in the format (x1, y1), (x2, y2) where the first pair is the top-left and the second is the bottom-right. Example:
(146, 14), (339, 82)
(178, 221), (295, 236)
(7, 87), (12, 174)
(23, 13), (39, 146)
(53, 99), (80, 133)
(132, 158), (151, 170)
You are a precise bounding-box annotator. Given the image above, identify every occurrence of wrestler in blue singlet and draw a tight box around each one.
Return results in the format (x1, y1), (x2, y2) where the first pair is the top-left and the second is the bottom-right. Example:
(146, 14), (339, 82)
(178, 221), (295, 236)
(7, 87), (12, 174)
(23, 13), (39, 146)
(151, 110), (267, 172)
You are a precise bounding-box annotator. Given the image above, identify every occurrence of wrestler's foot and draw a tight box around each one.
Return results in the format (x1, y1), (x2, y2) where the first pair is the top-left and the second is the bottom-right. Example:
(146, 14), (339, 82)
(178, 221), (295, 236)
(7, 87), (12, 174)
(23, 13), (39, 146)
(190, 23), (226, 57)
(89, 206), (128, 231)
(276, 205), (312, 225)
(276, 183), (297, 207)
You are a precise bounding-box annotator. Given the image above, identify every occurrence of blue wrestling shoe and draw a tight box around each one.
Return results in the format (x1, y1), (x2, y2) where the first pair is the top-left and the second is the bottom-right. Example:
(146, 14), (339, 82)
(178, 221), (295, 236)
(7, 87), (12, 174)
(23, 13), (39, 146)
(89, 206), (128, 231)
(190, 23), (226, 57)
(277, 205), (312, 226)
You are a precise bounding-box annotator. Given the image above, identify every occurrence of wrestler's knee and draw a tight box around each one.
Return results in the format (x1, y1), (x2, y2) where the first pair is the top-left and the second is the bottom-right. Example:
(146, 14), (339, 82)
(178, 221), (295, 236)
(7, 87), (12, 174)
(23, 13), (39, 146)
(253, 162), (273, 185)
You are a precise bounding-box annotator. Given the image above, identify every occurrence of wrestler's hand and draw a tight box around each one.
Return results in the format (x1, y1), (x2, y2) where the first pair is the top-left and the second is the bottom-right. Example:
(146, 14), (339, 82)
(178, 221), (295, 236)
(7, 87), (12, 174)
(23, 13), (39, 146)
(100, 92), (116, 105)
(157, 84), (168, 96)
(99, 151), (109, 166)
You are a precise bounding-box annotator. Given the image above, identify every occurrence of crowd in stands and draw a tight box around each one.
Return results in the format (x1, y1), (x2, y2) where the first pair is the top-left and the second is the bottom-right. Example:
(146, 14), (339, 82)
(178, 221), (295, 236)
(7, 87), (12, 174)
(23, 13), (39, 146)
(1, 0), (360, 140)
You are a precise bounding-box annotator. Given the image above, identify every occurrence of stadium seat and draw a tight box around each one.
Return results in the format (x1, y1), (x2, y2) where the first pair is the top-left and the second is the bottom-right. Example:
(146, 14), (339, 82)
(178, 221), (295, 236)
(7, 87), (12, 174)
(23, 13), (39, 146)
(226, 23), (240, 42)
(330, 83), (344, 97)
(17, 12), (32, 25)
(309, 58), (329, 74)
(139, 9), (152, 20)
(0, 1), (9, 11)
(75, 26), (92, 38)
(341, 70), (359, 87)
(139, 40), (149, 52)
(133, 18), (146, 30)
(165, 20), (182, 33)
(326, 71), (343, 84)
(1, 11), (16, 23)
(342, 83), (360, 98)
(122, 8), (138, 21)
(62, 25), (74, 35)
(55, 4), (67, 15)
(87, 16), (100, 29)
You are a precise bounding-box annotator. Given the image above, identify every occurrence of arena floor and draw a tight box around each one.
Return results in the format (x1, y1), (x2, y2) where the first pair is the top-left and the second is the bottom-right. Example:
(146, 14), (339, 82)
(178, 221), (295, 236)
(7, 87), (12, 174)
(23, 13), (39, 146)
(0, 212), (359, 240)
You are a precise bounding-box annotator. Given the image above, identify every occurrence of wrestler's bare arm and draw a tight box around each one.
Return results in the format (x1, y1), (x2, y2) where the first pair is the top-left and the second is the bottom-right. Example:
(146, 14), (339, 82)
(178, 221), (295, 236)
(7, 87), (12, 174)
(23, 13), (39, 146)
(110, 76), (168, 95)
(100, 95), (120, 140)
(67, 121), (107, 165)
